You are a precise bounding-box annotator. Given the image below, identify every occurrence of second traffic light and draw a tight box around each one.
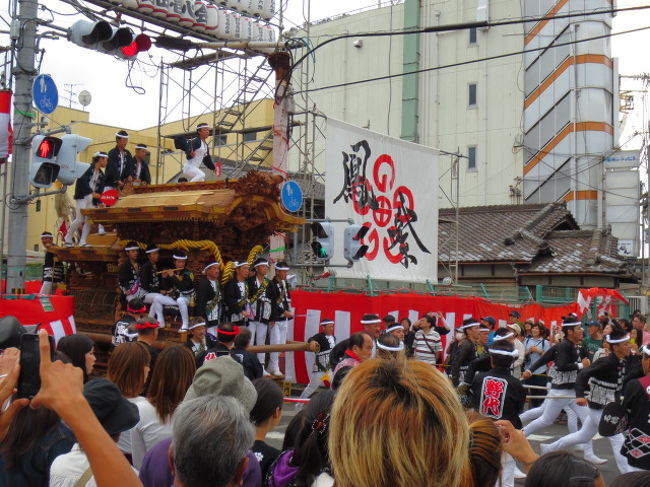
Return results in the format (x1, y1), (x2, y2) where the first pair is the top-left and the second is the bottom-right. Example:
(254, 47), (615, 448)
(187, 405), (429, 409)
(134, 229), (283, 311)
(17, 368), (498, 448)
(343, 224), (370, 263)
(57, 134), (92, 185)
(311, 222), (334, 261)
(68, 20), (151, 59)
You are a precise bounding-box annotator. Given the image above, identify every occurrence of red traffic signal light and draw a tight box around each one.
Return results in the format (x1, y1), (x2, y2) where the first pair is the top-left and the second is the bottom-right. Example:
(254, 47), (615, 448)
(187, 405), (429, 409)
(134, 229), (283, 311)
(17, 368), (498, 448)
(120, 34), (152, 58)
(35, 136), (62, 159)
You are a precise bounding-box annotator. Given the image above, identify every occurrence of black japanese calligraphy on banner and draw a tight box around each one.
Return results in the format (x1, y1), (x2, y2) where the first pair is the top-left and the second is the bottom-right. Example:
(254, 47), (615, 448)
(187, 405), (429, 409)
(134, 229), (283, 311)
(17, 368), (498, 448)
(326, 119), (438, 282)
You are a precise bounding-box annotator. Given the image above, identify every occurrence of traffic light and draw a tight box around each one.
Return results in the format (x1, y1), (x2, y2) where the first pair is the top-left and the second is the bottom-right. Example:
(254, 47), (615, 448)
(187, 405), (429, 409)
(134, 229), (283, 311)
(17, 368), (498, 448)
(311, 222), (334, 261)
(56, 134), (91, 185)
(343, 224), (370, 263)
(68, 20), (149, 58)
(30, 135), (62, 188)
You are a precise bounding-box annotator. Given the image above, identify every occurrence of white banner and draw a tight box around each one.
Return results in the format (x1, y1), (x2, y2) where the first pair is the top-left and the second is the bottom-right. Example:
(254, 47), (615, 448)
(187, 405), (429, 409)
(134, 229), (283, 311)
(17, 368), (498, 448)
(325, 119), (438, 282)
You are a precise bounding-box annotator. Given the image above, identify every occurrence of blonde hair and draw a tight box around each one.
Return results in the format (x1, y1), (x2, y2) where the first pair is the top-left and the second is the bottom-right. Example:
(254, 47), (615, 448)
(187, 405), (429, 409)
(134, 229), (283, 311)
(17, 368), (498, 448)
(329, 359), (472, 487)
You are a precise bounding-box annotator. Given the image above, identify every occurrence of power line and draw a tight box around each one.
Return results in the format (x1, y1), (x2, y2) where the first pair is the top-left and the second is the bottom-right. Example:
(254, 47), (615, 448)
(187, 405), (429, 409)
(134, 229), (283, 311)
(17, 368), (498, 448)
(286, 4), (650, 87)
(298, 24), (650, 94)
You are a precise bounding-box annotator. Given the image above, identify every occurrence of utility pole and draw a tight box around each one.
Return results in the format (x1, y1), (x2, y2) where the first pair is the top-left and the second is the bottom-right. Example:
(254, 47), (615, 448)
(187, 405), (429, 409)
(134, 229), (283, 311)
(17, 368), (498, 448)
(7, 0), (38, 292)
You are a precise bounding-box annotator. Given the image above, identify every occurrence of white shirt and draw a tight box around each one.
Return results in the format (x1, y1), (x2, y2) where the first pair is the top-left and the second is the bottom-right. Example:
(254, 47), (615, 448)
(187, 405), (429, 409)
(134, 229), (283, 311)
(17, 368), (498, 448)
(116, 396), (148, 454)
(50, 443), (138, 487)
(130, 399), (172, 469)
(50, 444), (96, 487)
(186, 139), (207, 167)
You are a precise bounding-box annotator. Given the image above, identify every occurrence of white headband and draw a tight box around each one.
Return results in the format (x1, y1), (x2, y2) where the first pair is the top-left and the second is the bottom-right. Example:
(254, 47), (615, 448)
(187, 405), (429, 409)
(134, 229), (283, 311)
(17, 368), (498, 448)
(124, 245), (140, 251)
(94, 151), (108, 158)
(377, 341), (405, 352)
(203, 262), (219, 273)
(253, 261), (269, 268)
(197, 124), (209, 129)
(135, 144), (147, 149)
(561, 322), (582, 328)
(606, 334), (630, 344)
(189, 321), (206, 330)
(234, 261), (248, 268)
(40, 232), (53, 238)
(489, 348), (519, 358)
(361, 318), (381, 325)
(173, 254), (188, 260)
(275, 264), (290, 271)
(385, 325), (403, 334)
(493, 332), (514, 342)
(145, 247), (159, 254)
(115, 132), (128, 138)
(461, 322), (481, 330)
(320, 320), (334, 326)
(641, 345), (650, 357)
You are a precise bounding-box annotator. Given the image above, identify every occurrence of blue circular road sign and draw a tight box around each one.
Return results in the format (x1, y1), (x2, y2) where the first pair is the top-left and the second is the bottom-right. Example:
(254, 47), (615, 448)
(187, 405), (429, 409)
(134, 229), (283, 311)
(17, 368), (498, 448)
(281, 180), (303, 213)
(32, 74), (59, 115)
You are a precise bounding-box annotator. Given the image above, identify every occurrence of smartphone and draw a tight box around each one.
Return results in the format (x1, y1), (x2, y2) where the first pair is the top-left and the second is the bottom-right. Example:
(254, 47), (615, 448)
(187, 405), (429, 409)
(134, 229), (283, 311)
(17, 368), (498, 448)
(17, 333), (54, 399)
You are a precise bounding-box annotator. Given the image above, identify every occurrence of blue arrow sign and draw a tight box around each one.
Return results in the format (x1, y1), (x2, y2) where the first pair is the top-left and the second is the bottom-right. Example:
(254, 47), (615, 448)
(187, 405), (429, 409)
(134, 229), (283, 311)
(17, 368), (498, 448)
(281, 180), (303, 213)
(32, 74), (59, 115)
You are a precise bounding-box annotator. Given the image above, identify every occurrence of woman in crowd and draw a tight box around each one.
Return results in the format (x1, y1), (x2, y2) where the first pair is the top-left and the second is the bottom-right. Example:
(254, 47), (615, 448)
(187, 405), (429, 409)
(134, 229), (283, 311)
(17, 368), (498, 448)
(413, 315), (442, 366)
(57, 334), (96, 383)
(250, 378), (284, 479)
(107, 341), (151, 462)
(329, 359), (473, 487)
(131, 345), (195, 469)
(0, 403), (74, 486)
(267, 390), (335, 487)
(524, 452), (604, 487)
(523, 322), (551, 408)
(400, 318), (415, 356)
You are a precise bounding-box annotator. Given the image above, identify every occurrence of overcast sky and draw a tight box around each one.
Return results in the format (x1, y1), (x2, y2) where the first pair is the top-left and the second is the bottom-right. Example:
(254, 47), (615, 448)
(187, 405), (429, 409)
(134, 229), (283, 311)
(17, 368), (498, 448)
(3, 0), (649, 148)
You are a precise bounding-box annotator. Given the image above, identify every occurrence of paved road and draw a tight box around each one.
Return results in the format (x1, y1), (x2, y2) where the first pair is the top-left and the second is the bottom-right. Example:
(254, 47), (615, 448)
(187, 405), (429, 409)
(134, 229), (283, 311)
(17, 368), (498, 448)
(264, 398), (628, 486)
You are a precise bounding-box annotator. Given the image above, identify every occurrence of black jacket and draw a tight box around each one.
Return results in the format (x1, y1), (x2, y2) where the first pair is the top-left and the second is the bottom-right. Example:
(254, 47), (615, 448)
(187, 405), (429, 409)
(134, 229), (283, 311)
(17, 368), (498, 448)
(231, 347), (263, 381)
(308, 332), (336, 372)
(164, 269), (195, 298)
(73, 165), (104, 201)
(470, 366), (526, 429)
(530, 339), (581, 390)
(621, 375), (650, 469)
(576, 353), (642, 409)
(139, 261), (161, 294)
(195, 278), (221, 323)
(450, 340), (479, 386)
(42, 251), (64, 282)
(131, 158), (151, 184)
(185, 336), (217, 365)
(223, 278), (249, 322)
(269, 278), (292, 321)
(105, 147), (133, 187)
(118, 261), (140, 296)
(247, 276), (274, 323)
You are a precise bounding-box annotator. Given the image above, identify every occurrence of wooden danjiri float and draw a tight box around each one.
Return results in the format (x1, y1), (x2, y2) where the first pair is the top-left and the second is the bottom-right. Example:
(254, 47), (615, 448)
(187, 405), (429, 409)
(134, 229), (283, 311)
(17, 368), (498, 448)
(49, 171), (312, 369)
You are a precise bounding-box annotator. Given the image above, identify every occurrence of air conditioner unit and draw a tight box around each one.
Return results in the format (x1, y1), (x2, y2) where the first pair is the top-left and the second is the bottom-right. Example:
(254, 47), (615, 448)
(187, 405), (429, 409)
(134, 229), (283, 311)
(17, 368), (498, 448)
(477, 0), (489, 29)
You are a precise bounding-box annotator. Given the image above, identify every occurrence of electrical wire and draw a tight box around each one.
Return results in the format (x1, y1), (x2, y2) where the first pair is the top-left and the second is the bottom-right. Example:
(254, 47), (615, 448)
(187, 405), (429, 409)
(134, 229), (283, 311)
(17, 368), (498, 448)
(296, 24), (650, 95)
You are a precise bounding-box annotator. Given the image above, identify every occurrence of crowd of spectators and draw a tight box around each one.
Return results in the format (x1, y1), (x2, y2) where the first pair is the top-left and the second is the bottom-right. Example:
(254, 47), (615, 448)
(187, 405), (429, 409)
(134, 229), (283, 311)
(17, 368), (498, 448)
(0, 314), (648, 487)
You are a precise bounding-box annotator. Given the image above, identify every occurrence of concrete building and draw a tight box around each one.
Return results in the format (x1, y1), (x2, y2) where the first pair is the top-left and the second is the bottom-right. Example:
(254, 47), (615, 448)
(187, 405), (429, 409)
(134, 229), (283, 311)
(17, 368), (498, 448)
(288, 0), (618, 230)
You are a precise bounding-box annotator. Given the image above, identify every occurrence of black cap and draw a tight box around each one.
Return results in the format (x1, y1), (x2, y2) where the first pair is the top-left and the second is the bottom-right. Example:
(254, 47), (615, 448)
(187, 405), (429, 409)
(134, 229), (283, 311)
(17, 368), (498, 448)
(509, 310), (521, 319)
(83, 379), (139, 436)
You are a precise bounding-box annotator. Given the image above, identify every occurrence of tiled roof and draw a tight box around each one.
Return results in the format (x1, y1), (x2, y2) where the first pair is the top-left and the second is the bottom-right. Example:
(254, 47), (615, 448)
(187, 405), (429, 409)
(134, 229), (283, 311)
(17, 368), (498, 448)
(438, 203), (577, 263)
(523, 229), (629, 274)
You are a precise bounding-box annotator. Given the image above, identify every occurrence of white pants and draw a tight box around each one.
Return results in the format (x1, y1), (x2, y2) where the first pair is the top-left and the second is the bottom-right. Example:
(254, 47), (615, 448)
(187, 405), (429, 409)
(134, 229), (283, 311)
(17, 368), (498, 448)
(500, 452), (515, 487)
(248, 321), (268, 365)
(40, 281), (53, 295)
(182, 163), (204, 182)
(299, 370), (327, 401)
(65, 196), (93, 245)
(521, 401), (579, 434)
(546, 407), (628, 473)
(268, 319), (290, 373)
(144, 293), (178, 327)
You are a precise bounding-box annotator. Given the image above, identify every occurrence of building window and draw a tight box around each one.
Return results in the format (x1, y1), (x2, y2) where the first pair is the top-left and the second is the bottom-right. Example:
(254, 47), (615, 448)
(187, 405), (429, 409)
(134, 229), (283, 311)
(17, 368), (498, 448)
(214, 134), (227, 146)
(468, 146), (477, 170)
(469, 27), (477, 45)
(35, 199), (41, 212)
(243, 131), (257, 142)
(34, 244), (39, 252)
(468, 83), (477, 107)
